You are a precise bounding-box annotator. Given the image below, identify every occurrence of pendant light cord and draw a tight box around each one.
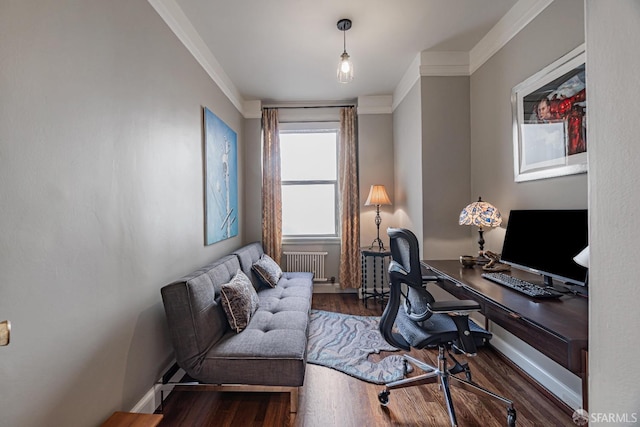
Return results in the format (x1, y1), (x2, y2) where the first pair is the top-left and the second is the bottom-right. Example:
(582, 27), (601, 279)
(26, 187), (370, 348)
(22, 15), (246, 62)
(343, 28), (347, 54)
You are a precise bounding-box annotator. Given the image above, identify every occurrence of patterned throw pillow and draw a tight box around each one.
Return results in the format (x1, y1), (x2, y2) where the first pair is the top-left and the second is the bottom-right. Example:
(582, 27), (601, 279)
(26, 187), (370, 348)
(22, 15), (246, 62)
(220, 270), (260, 333)
(251, 254), (283, 288)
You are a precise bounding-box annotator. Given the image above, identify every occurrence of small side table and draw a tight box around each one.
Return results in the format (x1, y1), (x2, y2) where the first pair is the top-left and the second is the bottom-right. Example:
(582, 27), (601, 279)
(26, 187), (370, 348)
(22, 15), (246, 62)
(360, 247), (392, 309)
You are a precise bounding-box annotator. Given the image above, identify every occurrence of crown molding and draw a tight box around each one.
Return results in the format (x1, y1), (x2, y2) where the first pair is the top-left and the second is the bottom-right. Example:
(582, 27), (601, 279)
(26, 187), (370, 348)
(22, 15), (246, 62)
(392, 52), (469, 111)
(149, 0), (552, 118)
(469, 0), (554, 74)
(357, 96), (393, 115)
(147, 0), (251, 117)
(392, 54), (421, 111)
(419, 51), (470, 76)
(392, 0), (553, 111)
(243, 100), (262, 119)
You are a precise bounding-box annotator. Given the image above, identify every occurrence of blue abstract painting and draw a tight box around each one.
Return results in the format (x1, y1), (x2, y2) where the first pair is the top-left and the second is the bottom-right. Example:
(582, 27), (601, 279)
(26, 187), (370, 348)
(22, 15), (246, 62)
(204, 107), (238, 245)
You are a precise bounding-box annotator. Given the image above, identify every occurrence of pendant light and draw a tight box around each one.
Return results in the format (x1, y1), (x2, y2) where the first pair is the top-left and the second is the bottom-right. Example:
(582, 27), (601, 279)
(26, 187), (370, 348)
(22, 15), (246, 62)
(336, 18), (354, 83)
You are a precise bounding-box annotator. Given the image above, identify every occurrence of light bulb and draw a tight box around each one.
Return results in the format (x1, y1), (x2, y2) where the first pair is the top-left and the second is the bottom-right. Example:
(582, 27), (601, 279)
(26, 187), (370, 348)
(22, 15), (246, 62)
(340, 59), (351, 73)
(337, 52), (353, 83)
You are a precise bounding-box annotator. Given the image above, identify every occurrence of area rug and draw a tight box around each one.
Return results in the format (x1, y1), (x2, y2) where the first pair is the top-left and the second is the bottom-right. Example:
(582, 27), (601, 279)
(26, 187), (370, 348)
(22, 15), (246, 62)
(306, 309), (409, 384)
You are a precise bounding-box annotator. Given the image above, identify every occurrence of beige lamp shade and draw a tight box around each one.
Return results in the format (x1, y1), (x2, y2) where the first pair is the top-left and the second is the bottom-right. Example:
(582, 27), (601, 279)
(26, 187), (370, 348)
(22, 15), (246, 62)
(364, 185), (392, 251)
(365, 185), (392, 206)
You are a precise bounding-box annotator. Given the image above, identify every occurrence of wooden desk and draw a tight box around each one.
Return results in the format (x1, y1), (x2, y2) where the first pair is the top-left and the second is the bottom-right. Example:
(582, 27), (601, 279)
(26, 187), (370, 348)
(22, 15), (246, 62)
(422, 260), (588, 376)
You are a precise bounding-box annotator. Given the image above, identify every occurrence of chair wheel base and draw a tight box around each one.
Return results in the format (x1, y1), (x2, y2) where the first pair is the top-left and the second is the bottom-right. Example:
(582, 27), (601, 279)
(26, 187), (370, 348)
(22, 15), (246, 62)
(378, 389), (390, 406)
(507, 407), (517, 426)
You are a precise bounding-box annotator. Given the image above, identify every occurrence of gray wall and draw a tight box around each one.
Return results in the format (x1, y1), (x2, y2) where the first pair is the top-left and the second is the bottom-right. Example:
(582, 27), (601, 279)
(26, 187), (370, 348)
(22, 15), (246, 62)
(390, 0), (591, 408)
(586, 0), (640, 415)
(0, 2), (244, 426)
(470, 0), (587, 253)
(242, 117), (263, 244)
(359, 114), (395, 249)
(421, 76), (471, 259)
(393, 82), (424, 252)
(467, 0), (587, 406)
(392, 76), (472, 260)
(466, 0), (640, 412)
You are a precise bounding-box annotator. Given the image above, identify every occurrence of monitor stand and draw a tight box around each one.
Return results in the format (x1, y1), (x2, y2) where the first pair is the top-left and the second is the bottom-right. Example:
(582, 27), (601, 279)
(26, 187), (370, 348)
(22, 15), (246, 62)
(543, 274), (589, 297)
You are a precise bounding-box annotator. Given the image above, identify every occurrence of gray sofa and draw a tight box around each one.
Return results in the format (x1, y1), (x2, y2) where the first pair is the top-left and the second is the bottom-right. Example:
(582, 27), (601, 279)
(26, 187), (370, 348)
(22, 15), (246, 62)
(160, 242), (313, 412)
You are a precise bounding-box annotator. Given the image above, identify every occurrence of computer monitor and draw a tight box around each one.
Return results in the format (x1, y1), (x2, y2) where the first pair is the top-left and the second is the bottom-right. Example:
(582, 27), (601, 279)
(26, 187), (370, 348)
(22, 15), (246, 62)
(500, 209), (588, 288)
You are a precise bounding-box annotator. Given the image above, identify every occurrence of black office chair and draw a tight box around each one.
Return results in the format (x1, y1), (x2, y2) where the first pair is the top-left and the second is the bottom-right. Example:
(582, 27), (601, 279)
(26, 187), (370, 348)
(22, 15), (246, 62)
(378, 228), (516, 427)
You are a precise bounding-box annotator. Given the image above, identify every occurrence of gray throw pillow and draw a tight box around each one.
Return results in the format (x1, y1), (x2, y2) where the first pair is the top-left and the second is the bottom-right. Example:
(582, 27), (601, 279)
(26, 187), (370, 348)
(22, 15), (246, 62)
(220, 270), (259, 333)
(252, 254), (283, 288)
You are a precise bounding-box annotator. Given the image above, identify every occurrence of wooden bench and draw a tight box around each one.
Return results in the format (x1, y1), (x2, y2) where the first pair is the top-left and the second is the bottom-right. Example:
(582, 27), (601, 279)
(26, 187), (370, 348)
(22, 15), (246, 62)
(101, 411), (163, 427)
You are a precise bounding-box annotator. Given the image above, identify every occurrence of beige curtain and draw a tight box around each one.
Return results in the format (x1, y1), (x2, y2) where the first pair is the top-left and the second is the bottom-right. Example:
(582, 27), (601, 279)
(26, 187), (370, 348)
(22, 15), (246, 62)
(261, 108), (282, 264)
(339, 106), (360, 289)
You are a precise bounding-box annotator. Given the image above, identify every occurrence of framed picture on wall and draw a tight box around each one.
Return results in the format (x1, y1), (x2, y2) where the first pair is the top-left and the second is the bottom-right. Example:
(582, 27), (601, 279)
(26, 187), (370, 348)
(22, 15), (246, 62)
(511, 44), (586, 182)
(203, 107), (238, 245)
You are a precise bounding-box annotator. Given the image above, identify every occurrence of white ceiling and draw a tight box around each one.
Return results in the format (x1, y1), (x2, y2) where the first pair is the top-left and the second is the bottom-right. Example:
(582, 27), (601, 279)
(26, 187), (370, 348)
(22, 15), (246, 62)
(151, 0), (548, 111)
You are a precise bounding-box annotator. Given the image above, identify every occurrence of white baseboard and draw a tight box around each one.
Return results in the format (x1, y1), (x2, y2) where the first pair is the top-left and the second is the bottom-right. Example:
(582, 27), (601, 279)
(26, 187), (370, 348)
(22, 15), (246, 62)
(130, 384), (162, 414)
(131, 364), (185, 414)
(489, 326), (582, 410)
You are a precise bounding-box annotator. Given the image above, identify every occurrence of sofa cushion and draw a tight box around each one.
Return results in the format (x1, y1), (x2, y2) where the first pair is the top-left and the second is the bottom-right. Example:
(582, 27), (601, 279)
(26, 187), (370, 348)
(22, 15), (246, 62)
(252, 254), (283, 288)
(232, 242), (265, 289)
(220, 270), (259, 333)
(195, 270), (314, 387)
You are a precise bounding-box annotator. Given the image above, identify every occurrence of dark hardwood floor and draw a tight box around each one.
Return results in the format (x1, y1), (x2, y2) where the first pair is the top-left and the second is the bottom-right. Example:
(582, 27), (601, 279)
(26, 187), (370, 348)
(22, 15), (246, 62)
(156, 294), (574, 426)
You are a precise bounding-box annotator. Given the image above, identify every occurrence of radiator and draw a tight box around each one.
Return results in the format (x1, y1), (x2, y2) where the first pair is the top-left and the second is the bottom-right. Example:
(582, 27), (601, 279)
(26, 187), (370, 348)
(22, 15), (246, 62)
(283, 251), (328, 282)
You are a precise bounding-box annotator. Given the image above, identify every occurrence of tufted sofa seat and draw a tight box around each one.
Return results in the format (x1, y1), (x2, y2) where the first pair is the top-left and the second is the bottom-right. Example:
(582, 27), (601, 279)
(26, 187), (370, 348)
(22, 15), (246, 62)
(160, 242), (313, 405)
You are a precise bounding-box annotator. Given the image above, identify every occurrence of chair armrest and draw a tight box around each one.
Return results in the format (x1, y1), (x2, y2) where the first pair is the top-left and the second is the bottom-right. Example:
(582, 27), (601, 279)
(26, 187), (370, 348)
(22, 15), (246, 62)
(420, 265), (440, 283)
(428, 300), (480, 313)
(421, 274), (440, 283)
(429, 300), (482, 356)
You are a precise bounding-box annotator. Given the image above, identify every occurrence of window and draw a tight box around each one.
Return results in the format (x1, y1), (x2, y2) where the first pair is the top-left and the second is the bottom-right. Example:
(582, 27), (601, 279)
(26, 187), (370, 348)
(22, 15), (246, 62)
(280, 127), (338, 237)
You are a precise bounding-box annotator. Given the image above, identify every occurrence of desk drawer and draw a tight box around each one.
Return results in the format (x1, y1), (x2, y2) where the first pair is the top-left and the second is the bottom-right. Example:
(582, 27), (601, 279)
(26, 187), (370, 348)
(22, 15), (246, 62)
(485, 304), (570, 370)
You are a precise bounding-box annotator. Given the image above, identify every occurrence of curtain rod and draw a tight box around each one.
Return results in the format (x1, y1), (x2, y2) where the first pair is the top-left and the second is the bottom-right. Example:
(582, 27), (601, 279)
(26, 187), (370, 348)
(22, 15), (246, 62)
(262, 104), (356, 110)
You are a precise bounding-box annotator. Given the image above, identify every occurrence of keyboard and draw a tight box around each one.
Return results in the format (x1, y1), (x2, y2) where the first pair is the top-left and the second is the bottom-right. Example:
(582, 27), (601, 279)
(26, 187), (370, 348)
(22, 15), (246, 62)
(481, 272), (563, 298)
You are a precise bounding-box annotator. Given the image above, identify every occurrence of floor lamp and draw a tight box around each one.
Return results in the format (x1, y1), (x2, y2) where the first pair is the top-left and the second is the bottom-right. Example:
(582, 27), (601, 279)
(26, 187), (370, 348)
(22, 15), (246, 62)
(365, 185), (392, 251)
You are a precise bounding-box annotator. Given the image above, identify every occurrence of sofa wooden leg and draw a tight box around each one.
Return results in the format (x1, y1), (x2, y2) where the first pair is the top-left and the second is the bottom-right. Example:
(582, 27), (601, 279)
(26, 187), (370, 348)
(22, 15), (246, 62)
(290, 387), (299, 413)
